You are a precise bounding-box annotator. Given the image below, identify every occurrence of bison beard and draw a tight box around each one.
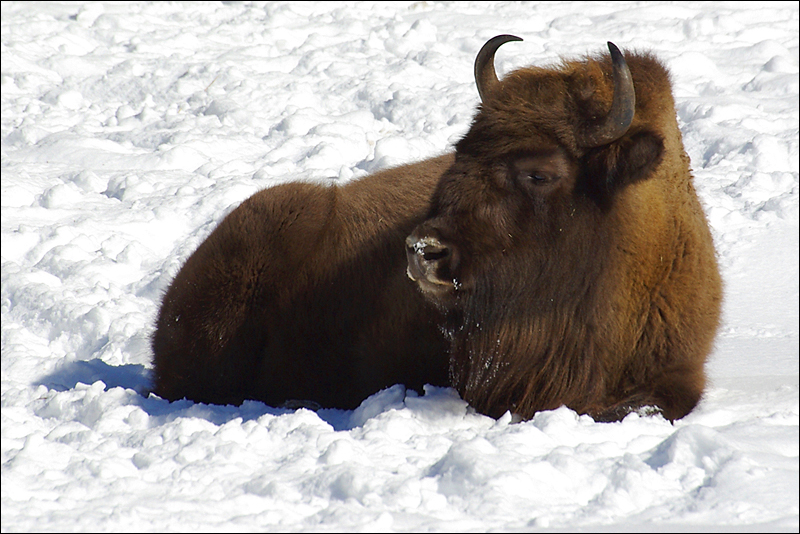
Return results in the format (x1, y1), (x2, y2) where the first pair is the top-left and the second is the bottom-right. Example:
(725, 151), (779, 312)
(152, 37), (722, 423)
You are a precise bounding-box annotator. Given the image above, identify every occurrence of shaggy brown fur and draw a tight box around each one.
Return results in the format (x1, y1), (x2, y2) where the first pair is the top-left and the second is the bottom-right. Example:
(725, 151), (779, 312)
(153, 40), (721, 422)
(152, 155), (453, 408)
(407, 46), (722, 421)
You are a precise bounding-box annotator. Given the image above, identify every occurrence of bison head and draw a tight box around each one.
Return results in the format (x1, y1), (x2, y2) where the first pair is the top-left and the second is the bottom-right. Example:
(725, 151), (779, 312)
(405, 37), (673, 419)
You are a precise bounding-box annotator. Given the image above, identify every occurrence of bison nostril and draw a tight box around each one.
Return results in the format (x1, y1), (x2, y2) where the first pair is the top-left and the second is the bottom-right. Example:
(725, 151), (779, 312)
(406, 236), (450, 265)
(422, 247), (449, 263)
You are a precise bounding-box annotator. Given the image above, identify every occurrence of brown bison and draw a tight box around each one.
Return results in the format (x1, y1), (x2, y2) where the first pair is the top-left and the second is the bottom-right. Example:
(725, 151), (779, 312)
(152, 36), (722, 422)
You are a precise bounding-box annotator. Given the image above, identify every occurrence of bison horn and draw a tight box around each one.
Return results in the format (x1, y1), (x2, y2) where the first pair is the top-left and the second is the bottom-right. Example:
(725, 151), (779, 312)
(474, 34), (523, 102)
(577, 42), (636, 147)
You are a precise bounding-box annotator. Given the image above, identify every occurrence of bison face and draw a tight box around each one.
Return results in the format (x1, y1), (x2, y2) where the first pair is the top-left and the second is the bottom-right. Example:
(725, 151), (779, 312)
(406, 144), (584, 310)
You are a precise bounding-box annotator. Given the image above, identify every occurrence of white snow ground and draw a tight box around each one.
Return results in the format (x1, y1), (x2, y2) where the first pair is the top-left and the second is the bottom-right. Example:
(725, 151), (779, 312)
(1, 1), (797, 532)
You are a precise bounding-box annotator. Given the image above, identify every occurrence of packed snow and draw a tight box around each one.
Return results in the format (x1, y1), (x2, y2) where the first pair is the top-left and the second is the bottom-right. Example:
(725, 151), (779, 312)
(1, 1), (798, 531)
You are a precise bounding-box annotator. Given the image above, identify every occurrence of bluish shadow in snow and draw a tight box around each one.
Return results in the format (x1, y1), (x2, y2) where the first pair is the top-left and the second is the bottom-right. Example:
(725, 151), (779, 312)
(35, 358), (151, 394)
(33, 359), (466, 431)
(133, 394), (302, 426)
(644, 424), (734, 471)
(129, 393), (363, 430)
(315, 407), (356, 431)
(31, 357), (357, 428)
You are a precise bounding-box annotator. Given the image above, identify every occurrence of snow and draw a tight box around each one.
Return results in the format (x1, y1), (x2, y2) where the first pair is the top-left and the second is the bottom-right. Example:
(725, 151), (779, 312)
(1, 1), (797, 531)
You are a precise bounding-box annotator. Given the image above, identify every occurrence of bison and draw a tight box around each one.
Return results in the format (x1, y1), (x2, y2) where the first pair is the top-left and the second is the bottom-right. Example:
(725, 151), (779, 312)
(152, 36), (722, 422)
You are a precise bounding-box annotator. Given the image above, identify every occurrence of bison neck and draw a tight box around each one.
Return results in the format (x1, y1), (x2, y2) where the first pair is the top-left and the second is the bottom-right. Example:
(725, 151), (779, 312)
(443, 242), (632, 421)
(446, 299), (609, 420)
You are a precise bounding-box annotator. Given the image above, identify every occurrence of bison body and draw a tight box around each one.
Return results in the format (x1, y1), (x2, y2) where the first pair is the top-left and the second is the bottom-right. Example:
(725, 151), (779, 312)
(152, 37), (722, 422)
(152, 156), (453, 409)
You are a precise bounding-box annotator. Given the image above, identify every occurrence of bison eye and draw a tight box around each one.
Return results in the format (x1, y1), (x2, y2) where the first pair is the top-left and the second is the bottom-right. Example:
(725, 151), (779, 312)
(522, 172), (556, 186)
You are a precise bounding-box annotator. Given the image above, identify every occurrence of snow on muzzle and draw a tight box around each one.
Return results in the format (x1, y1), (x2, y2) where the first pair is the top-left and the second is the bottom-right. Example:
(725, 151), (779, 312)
(405, 233), (461, 294)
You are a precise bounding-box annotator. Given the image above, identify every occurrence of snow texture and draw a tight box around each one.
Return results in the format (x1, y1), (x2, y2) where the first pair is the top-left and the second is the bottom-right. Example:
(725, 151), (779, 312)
(1, 1), (798, 532)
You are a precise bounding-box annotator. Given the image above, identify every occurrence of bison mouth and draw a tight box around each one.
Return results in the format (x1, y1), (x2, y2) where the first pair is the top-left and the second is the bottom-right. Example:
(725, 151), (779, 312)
(405, 234), (461, 299)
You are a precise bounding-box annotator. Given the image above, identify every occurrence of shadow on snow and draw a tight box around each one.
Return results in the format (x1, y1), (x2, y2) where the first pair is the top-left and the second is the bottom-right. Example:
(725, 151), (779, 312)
(32, 358), (462, 431)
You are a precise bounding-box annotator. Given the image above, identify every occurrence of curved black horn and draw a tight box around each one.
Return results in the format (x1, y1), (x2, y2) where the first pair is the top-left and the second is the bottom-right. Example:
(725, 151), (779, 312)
(474, 34), (523, 102)
(577, 42), (636, 147)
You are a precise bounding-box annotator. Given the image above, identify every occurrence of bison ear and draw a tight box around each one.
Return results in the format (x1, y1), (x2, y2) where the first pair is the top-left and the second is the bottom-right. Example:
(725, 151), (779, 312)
(582, 129), (664, 203)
